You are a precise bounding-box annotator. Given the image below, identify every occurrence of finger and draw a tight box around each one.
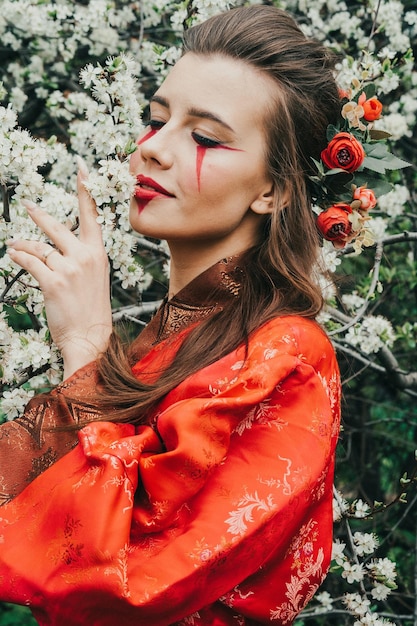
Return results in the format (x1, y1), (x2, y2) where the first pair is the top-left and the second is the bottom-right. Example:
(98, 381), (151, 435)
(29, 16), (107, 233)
(41, 246), (59, 267)
(7, 239), (63, 267)
(6, 239), (61, 263)
(7, 247), (54, 285)
(22, 201), (80, 256)
(76, 158), (104, 244)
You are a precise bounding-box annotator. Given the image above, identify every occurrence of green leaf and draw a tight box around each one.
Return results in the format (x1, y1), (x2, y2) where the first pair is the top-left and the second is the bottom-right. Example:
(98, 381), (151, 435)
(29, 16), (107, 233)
(326, 125), (339, 141)
(324, 167), (349, 176)
(310, 157), (324, 174)
(369, 129), (392, 140)
(363, 83), (376, 99)
(382, 58), (392, 72)
(372, 179), (393, 196)
(363, 156), (387, 174)
(363, 142), (411, 170)
(400, 473), (410, 485)
(124, 139), (138, 155)
(349, 172), (392, 196)
(322, 171), (354, 197)
(364, 142), (389, 158)
(384, 580), (398, 591)
(382, 153), (412, 170)
(15, 305), (28, 315)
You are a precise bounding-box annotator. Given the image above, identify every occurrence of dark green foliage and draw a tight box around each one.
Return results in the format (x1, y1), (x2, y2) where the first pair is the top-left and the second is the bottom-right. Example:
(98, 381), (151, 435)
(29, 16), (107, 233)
(0, 605), (36, 626)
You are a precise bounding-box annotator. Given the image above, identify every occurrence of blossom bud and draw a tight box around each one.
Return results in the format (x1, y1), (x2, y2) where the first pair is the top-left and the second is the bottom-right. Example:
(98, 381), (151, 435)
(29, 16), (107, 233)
(353, 186), (377, 210)
(358, 92), (383, 121)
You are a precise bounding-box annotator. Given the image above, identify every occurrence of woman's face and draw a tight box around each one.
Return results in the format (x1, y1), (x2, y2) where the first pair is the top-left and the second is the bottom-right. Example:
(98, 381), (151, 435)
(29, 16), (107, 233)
(129, 53), (276, 257)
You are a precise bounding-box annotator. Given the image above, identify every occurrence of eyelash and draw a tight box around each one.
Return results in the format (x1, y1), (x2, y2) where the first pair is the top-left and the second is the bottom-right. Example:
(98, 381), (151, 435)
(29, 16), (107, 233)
(191, 132), (222, 148)
(147, 120), (222, 149)
(148, 119), (165, 130)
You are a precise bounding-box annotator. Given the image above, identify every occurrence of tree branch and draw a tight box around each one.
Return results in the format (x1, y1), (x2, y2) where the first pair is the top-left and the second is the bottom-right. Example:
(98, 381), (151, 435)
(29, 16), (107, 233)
(328, 307), (417, 391)
(112, 300), (161, 322)
(328, 240), (384, 336)
(340, 231), (417, 256)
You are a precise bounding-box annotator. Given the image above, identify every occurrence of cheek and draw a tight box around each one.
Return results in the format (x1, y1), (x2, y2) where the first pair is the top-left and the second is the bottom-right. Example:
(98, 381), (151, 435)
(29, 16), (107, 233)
(181, 146), (212, 193)
(196, 145), (244, 192)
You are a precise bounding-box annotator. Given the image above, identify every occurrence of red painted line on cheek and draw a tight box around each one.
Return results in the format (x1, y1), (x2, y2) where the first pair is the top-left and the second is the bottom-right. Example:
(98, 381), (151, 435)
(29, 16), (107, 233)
(196, 145), (206, 192)
(137, 128), (157, 145)
(195, 145), (244, 192)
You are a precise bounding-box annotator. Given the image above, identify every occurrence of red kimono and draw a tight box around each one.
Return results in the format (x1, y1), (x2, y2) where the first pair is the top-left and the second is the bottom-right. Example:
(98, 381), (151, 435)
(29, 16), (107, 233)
(0, 257), (340, 625)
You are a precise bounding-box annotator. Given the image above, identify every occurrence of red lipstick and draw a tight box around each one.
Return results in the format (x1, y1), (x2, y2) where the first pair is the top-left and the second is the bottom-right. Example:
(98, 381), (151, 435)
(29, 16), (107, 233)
(135, 175), (174, 198)
(134, 175), (174, 212)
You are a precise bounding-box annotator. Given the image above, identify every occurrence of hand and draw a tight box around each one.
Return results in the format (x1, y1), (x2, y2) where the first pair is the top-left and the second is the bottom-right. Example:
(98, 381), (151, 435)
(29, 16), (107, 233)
(7, 161), (112, 378)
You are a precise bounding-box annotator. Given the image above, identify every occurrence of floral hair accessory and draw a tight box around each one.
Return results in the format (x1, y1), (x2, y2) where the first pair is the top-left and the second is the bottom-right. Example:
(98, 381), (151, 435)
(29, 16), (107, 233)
(310, 82), (410, 252)
(321, 132), (365, 173)
(358, 93), (383, 122)
(316, 202), (353, 249)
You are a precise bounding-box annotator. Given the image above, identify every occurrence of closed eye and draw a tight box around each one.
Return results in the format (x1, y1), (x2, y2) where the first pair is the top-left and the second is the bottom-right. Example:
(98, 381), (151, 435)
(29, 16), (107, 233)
(145, 121), (223, 148)
(148, 119), (166, 130)
(191, 132), (222, 148)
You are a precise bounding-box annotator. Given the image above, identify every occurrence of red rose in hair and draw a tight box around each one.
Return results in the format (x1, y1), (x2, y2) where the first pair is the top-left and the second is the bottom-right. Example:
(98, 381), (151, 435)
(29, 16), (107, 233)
(353, 186), (377, 210)
(321, 132), (365, 173)
(358, 93), (383, 121)
(316, 203), (353, 248)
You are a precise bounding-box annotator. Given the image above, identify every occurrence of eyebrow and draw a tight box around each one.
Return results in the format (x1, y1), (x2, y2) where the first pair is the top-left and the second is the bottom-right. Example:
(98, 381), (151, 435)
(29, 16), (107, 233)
(150, 94), (236, 133)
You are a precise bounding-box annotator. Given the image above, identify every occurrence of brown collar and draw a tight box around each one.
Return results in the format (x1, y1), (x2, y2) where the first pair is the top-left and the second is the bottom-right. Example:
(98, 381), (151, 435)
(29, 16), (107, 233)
(131, 254), (245, 361)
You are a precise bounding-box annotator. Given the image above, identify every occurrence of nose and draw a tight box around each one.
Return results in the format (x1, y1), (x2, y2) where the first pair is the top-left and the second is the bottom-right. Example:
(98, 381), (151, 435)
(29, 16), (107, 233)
(137, 126), (173, 169)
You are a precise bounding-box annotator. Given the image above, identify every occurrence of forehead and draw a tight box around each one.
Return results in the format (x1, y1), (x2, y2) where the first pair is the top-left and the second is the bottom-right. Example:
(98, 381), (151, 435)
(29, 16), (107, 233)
(153, 53), (276, 132)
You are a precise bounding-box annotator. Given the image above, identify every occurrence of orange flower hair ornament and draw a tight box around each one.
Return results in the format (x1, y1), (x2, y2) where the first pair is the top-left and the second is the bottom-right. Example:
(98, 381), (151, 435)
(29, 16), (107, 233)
(309, 82), (410, 252)
(358, 93), (383, 122)
(321, 133), (365, 173)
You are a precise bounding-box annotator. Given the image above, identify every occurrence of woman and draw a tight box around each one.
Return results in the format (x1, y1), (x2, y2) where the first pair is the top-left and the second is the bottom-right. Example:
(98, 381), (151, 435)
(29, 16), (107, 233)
(1, 5), (341, 625)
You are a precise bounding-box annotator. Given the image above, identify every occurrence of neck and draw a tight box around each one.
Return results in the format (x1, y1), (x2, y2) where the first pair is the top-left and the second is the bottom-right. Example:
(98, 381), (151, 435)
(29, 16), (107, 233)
(167, 239), (251, 298)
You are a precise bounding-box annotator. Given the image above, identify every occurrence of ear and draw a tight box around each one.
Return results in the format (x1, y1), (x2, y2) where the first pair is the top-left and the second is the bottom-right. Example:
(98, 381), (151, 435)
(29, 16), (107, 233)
(250, 185), (275, 216)
(251, 182), (290, 215)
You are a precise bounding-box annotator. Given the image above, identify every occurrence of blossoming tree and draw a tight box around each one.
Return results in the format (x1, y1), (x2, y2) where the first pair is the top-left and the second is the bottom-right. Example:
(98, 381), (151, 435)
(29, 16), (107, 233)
(0, 0), (416, 624)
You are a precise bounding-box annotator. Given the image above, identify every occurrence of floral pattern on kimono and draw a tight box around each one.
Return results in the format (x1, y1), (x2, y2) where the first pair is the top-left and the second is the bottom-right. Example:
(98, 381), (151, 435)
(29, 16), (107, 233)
(0, 314), (340, 626)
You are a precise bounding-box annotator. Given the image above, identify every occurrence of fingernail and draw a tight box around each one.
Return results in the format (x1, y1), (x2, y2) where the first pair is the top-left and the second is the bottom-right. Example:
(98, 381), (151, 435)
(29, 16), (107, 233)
(21, 199), (38, 212)
(76, 155), (89, 178)
(5, 239), (16, 247)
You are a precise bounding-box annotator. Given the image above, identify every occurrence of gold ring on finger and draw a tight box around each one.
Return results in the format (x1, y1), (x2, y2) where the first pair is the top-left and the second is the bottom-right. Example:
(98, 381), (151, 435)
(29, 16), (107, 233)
(42, 248), (58, 265)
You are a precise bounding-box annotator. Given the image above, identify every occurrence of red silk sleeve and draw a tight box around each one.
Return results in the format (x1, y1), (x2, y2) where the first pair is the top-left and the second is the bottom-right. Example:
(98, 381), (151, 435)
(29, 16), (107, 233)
(0, 316), (340, 626)
(0, 361), (101, 505)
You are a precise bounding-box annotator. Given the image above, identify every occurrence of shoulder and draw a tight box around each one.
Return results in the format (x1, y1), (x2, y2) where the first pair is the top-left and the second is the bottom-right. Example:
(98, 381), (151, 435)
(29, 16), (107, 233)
(245, 315), (338, 386)
(244, 316), (340, 418)
(249, 315), (333, 356)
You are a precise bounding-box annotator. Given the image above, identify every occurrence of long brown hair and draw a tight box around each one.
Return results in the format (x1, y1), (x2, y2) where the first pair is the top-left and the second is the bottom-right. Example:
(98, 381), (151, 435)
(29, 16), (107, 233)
(93, 5), (340, 424)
